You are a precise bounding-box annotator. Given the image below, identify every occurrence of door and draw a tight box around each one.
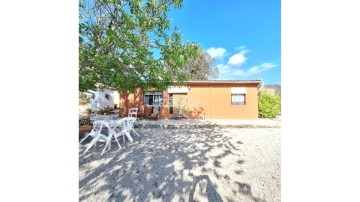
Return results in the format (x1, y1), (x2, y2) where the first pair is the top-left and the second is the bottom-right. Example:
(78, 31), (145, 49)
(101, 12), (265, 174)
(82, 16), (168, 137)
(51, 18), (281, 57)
(172, 94), (187, 118)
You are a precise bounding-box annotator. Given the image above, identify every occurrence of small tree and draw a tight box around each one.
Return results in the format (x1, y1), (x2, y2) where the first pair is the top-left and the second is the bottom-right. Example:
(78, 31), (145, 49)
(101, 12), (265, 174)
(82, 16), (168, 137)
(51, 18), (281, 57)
(79, 0), (201, 93)
(258, 93), (281, 118)
(172, 45), (218, 80)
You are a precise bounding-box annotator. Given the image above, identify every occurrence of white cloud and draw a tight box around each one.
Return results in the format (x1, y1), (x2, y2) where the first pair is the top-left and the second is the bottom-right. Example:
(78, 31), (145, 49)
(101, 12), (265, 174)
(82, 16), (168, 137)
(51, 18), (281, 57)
(208, 45), (276, 79)
(217, 64), (231, 74)
(219, 62), (277, 78)
(228, 49), (248, 66)
(235, 46), (246, 51)
(247, 63), (276, 74)
(206, 47), (227, 59)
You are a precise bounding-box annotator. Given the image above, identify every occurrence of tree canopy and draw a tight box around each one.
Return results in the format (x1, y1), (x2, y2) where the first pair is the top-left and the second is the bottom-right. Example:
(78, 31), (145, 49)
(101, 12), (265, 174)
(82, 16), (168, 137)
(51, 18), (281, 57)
(175, 46), (218, 80)
(79, 0), (201, 92)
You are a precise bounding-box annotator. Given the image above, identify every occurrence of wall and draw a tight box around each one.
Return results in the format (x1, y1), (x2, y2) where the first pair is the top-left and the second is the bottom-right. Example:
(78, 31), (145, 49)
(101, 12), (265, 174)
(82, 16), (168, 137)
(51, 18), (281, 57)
(119, 83), (259, 119)
(187, 86), (210, 119)
(89, 88), (115, 110)
(187, 83), (259, 119)
(113, 91), (120, 108)
(158, 91), (170, 119)
(119, 87), (144, 117)
(120, 88), (170, 118)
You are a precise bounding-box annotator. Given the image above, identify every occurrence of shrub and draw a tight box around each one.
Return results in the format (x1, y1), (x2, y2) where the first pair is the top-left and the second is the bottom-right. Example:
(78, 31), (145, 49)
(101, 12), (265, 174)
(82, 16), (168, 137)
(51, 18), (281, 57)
(258, 93), (281, 118)
(79, 92), (90, 105)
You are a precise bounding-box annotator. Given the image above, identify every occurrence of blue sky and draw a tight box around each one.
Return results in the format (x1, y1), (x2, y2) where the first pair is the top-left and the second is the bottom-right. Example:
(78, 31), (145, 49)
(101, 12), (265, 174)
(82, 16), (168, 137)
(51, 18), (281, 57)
(168, 0), (281, 84)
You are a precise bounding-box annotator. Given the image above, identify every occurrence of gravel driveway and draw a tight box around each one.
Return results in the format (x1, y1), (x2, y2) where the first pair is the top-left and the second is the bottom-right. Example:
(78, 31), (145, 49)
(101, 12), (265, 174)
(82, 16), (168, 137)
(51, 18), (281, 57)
(79, 127), (280, 202)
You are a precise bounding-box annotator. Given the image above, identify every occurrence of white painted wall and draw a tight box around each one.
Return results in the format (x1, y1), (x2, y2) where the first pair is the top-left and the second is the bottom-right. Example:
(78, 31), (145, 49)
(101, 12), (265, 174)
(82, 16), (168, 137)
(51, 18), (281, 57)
(114, 91), (120, 107)
(168, 86), (188, 93)
(89, 88), (115, 111)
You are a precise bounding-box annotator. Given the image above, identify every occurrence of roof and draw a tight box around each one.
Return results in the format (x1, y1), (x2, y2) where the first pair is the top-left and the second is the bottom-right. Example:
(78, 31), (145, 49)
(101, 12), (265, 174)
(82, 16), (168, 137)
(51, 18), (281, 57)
(181, 79), (263, 85)
(95, 80), (263, 91)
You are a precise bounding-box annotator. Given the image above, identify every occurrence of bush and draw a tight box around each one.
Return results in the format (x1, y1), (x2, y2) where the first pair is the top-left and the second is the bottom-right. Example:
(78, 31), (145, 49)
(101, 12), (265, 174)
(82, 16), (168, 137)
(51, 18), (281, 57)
(79, 92), (90, 105)
(258, 93), (281, 118)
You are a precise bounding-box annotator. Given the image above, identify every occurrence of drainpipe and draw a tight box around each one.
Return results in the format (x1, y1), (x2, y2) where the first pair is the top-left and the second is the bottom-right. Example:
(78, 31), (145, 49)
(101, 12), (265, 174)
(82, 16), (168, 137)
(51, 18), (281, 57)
(257, 80), (264, 93)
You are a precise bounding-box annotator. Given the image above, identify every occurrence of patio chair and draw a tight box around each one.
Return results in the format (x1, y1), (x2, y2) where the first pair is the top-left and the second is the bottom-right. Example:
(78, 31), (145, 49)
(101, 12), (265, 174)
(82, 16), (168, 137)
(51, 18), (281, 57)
(108, 119), (130, 149)
(128, 108), (138, 118)
(148, 106), (159, 120)
(80, 120), (113, 155)
(111, 117), (140, 146)
(122, 117), (140, 138)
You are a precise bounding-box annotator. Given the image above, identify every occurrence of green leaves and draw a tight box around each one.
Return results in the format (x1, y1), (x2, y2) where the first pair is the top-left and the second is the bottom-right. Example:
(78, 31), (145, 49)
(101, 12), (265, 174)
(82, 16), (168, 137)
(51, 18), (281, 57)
(79, 0), (196, 92)
(168, 43), (217, 81)
(258, 93), (281, 118)
(79, 72), (97, 92)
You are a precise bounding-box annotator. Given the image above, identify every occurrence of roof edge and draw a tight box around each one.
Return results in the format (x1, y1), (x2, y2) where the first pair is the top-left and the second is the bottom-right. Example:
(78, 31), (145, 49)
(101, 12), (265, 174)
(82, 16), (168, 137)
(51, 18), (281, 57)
(175, 79), (263, 85)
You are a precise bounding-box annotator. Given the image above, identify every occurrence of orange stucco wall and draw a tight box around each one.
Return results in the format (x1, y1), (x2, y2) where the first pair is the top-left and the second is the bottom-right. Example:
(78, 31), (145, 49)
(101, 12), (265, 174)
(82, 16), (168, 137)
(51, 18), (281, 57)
(119, 83), (259, 119)
(119, 87), (144, 117)
(119, 87), (170, 118)
(187, 83), (258, 119)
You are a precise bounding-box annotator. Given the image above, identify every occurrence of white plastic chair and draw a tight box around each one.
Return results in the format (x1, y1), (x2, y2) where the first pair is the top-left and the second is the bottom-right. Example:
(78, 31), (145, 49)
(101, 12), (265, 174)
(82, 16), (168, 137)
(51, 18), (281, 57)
(150, 106), (159, 118)
(79, 120), (101, 144)
(128, 108), (138, 118)
(122, 117), (140, 138)
(80, 120), (113, 155)
(109, 119), (130, 149)
(111, 117), (140, 146)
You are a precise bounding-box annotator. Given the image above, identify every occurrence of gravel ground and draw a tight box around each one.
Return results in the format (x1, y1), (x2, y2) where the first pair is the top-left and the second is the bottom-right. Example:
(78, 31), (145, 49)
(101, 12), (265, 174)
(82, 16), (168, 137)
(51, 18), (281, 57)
(79, 127), (280, 202)
(135, 118), (281, 129)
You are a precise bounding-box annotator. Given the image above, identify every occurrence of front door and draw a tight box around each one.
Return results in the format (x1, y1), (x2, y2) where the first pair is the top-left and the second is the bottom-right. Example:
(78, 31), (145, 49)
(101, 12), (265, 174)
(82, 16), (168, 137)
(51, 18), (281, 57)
(172, 94), (187, 118)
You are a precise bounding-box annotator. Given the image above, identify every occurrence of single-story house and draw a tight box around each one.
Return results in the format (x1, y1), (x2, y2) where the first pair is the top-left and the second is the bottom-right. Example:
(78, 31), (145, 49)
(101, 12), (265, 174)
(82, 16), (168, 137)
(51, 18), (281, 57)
(119, 80), (263, 119)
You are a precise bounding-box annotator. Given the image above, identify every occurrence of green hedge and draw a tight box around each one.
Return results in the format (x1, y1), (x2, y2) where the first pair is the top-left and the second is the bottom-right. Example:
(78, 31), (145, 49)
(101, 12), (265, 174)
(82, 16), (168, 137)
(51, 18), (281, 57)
(258, 93), (281, 118)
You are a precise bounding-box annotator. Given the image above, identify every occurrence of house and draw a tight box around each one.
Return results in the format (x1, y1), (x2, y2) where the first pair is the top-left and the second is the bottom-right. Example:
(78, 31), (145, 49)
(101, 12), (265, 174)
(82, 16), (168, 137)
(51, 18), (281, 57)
(89, 85), (120, 112)
(119, 80), (263, 119)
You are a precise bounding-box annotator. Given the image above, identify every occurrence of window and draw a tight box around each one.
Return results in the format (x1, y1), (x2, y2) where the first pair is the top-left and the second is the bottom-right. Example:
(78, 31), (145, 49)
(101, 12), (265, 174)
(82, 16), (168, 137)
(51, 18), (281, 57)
(231, 94), (245, 105)
(105, 93), (110, 100)
(144, 92), (163, 106)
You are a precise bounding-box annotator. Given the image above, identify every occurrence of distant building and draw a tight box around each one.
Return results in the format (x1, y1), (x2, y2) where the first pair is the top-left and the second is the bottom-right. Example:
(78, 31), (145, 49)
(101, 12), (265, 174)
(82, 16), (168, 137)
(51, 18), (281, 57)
(89, 88), (115, 111)
(88, 84), (120, 111)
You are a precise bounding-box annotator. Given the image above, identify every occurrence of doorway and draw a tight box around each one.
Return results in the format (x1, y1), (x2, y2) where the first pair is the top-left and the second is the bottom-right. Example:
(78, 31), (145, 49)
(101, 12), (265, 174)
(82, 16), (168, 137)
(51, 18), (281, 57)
(171, 93), (188, 118)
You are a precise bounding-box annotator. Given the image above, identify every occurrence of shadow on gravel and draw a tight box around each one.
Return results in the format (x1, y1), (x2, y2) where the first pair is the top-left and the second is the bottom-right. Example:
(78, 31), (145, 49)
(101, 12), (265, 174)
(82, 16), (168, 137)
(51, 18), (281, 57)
(188, 175), (223, 202)
(79, 127), (265, 201)
(235, 182), (267, 202)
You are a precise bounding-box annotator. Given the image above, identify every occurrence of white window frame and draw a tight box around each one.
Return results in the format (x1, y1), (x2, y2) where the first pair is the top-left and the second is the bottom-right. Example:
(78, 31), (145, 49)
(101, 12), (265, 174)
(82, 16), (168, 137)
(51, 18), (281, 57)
(231, 93), (246, 105)
(144, 92), (163, 106)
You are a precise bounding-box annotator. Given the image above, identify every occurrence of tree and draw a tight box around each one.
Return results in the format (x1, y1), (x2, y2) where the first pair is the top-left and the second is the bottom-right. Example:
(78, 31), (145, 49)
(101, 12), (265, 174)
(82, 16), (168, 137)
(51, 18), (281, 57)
(79, 0), (201, 92)
(177, 47), (219, 80)
(258, 93), (281, 118)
